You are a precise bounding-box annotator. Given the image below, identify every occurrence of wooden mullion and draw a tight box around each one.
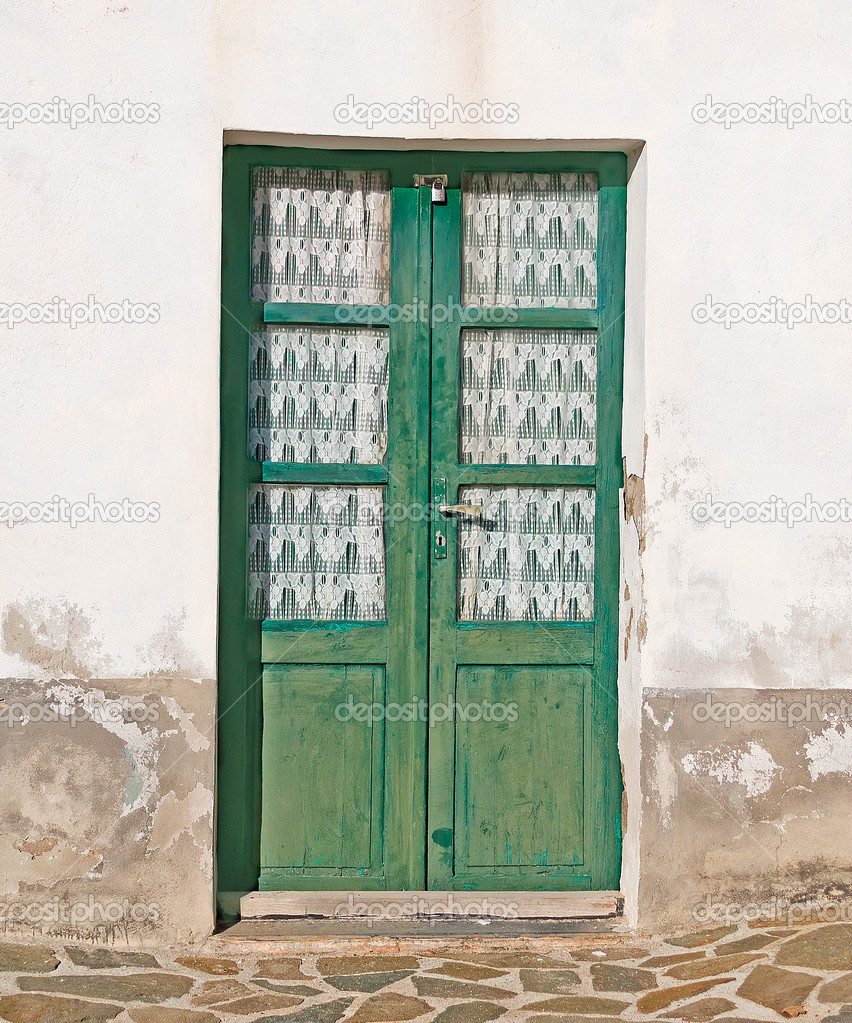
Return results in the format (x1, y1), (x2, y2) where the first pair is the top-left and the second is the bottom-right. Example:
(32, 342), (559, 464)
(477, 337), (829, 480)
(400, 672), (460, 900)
(456, 465), (595, 487)
(264, 302), (391, 326)
(457, 308), (597, 330)
(262, 463), (389, 485)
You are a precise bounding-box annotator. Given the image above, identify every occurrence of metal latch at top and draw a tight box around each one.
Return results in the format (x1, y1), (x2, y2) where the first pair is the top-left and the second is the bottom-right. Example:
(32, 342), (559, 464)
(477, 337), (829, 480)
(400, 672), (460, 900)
(414, 174), (447, 204)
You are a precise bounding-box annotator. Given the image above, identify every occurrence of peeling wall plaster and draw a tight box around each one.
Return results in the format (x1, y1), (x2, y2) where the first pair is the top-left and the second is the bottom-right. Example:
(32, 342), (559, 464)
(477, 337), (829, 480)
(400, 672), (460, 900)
(0, 676), (215, 944)
(805, 723), (852, 780)
(640, 689), (852, 930)
(681, 743), (780, 798)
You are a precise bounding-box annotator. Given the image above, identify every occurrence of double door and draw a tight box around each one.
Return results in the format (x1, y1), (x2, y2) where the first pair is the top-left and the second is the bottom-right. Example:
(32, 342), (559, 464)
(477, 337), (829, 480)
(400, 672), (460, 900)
(217, 148), (626, 911)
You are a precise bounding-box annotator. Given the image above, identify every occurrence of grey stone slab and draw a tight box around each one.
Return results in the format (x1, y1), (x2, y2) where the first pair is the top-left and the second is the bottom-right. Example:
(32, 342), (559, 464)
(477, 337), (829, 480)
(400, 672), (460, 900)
(17, 974), (193, 1004)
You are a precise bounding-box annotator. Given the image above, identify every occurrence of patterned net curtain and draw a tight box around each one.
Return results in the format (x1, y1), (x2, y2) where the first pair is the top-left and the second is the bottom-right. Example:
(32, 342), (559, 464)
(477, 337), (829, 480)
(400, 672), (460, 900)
(249, 326), (389, 464)
(459, 328), (597, 466)
(461, 172), (598, 308)
(457, 487), (595, 622)
(248, 486), (386, 622)
(251, 167), (391, 304)
(248, 165), (392, 622)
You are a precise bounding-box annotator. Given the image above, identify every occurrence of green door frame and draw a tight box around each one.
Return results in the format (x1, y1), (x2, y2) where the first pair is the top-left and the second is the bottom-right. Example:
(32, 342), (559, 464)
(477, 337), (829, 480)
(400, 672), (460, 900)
(217, 145), (626, 920)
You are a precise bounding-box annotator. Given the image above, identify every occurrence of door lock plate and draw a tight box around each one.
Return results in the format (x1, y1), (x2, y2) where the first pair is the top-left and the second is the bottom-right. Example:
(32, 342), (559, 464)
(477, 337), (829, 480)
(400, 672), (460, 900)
(433, 477), (447, 558)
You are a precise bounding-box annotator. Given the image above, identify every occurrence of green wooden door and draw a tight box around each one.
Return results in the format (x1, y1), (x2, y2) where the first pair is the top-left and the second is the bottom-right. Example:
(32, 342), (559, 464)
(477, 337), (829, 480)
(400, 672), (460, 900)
(217, 149), (625, 915)
(426, 181), (624, 891)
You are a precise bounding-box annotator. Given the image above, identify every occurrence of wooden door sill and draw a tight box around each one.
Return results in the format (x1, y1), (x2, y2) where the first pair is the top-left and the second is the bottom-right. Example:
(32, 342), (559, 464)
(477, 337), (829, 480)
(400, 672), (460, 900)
(240, 889), (622, 922)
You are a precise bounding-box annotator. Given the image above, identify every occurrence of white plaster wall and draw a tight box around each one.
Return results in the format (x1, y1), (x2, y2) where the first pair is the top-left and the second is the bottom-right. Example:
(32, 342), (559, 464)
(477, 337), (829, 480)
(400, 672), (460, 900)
(0, 0), (221, 678)
(3, 0), (852, 930)
(4, 0), (849, 679)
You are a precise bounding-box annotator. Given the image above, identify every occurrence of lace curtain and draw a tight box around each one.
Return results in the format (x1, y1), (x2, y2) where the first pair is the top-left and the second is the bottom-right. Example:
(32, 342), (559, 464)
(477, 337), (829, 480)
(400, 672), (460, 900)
(457, 487), (595, 622)
(251, 167), (391, 304)
(459, 328), (597, 465)
(249, 326), (389, 464)
(462, 172), (598, 308)
(248, 486), (386, 621)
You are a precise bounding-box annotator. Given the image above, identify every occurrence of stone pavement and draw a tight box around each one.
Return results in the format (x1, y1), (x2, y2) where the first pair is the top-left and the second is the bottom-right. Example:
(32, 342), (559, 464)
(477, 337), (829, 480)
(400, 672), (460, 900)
(1, 921), (852, 1022)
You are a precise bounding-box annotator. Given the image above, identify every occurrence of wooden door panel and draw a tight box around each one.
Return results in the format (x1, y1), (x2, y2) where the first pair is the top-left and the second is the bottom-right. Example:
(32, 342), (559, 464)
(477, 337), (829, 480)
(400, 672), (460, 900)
(260, 664), (385, 882)
(454, 666), (587, 875)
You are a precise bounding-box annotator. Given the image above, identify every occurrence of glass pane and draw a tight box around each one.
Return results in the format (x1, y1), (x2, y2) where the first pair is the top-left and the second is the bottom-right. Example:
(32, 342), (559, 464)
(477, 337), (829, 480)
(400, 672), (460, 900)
(249, 326), (389, 464)
(459, 328), (596, 465)
(248, 486), (386, 621)
(251, 167), (391, 304)
(462, 172), (597, 308)
(457, 487), (594, 622)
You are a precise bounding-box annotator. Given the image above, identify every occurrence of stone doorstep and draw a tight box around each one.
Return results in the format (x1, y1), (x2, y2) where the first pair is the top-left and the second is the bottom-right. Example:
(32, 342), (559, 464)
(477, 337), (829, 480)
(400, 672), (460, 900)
(213, 930), (650, 956)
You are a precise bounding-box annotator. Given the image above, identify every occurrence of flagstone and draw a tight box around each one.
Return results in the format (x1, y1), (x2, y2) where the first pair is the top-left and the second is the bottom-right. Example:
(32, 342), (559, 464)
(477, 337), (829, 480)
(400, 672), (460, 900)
(526, 994), (629, 1014)
(252, 998), (353, 1023)
(325, 970), (414, 992)
(737, 963), (820, 1015)
(635, 978), (735, 1014)
(520, 968), (581, 993)
(639, 952), (705, 968)
(317, 955), (419, 976)
(0, 995), (123, 1023)
(412, 976), (513, 999)
(347, 992), (432, 1022)
(0, 943), (59, 974)
(127, 1009), (219, 1023)
(819, 1009), (852, 1023)
(207, 992), (303, 1013)
(174, 956), (240, 976)
(431, 1003), (507, 1023)
(774, 924), (852, 970)
(64, 948), (160, 969)
(658, 997), (737, 1021)
(254, 958), (311, 980)
(819, 973), (852, 1003)
(590, 964), (657, 992)
(428, 962), (508, 980)
(191, 979), (254, 1005)
(253, 980), (324, 996)
(665, 927), (737, 948)
(17, 974), (193, 1003)
(712, 933), (778, 956)
(665, 952), (766, 980)
(526, 1017), (628, 1023)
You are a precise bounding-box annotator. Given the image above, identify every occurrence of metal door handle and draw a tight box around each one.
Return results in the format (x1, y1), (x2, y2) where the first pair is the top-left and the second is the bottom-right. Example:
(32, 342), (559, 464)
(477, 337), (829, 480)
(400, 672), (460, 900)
(439, 504), (483, 517)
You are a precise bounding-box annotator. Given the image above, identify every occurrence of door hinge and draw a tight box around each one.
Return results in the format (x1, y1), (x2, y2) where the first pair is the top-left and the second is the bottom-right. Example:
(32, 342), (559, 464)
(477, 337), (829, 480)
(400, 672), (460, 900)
(414, 174), (447, 204)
